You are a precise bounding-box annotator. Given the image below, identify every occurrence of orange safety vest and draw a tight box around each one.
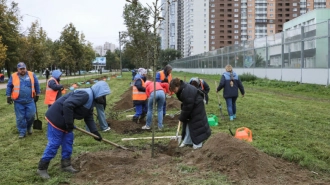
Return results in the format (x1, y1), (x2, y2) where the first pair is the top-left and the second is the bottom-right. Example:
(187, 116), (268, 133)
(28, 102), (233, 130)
(159, 70), (172, 84)
(11, 71), (35, 100)
(132, 79), (147, 101)
(44, 77), (59, 105)
(200, 79), (204, 90)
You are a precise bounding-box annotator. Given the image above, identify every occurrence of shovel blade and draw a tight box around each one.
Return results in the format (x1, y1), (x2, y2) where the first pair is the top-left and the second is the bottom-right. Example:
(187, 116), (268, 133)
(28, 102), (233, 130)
(33, 120), (42, 130)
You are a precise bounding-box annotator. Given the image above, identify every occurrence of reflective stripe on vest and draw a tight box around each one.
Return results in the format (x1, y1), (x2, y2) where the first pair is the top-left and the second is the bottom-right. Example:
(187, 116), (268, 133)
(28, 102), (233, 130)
(44, 77), (59, 105)
(159, 70), (172, 83)
(11, 71), (35, 100)
(132, 79), (147, 101)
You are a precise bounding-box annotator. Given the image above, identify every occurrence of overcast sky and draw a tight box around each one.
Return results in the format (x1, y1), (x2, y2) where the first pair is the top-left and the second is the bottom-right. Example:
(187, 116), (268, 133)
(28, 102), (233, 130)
(14, 0), (155, 48)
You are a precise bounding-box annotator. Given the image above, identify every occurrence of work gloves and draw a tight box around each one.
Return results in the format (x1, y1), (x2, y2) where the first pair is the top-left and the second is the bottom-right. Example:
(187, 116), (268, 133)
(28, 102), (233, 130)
(7, 97), (13, 104)
(92, 131), (102, 142)
(66, 123), (74, 132)
(34, 96), (39, 102)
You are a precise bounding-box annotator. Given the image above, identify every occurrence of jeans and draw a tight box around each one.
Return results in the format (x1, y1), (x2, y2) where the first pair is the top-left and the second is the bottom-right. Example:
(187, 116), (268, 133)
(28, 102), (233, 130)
(146, 90), (165, 128)
(134, 103), (147, 117)
(225, 97), (237, 116)
(14, 101), (35, 136)
(95, 103), (109, 130)
(41, 123), (74, 161)
(162, 100), (167, 115)
(182, 124), (203, 148)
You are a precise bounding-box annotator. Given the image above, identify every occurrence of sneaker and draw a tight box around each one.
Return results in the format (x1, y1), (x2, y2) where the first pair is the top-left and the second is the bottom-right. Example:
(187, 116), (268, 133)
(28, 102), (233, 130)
(233, 114), (236, 119)
(27, 127), (33, 135)
(179, 143), (186, 148)
(193, 145), (202, 150)
(141, 125), (150, 130)
(102, 127), (111, 132)
(18, 134), (25, 139)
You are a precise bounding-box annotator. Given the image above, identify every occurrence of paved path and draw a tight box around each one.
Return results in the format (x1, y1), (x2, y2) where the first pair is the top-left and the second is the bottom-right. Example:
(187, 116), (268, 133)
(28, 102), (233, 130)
(0, 73), (112, 90)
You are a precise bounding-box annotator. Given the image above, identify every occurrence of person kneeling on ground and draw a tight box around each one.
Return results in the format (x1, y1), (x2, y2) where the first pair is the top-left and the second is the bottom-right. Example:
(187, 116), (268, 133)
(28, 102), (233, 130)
(36, 81), (111, 179)
(189, 77), (210, 104)
(142, 80), (169, 130)
(169, 78), (211, 149)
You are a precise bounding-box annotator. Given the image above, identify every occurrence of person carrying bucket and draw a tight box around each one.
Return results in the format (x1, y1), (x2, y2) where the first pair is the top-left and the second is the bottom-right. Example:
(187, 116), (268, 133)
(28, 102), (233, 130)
(216, 64), (245, 121)
(44, 70), (64, 108)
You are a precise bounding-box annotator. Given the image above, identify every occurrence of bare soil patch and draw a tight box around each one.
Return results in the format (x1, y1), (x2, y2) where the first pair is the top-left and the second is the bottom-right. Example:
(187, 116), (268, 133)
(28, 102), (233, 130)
(71, 132), (329, 185)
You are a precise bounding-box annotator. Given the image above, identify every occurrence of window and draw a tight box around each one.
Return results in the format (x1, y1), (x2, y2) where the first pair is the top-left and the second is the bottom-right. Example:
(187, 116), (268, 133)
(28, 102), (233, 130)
(211, 46), (215, 50)
(211, 20), (215, 23)
(270, 9), (273, 12)
(248, 35), (252, 38)
(211, 25), (215, 28)
(248, 4), (252, 6)
(234, 25), (239, 28)
(204, 30), (206, 33)
(234, 3), (239, 6)
(248, 19), (252, 23)
(234, 19), (239, 23)
(248, 24), (252, 28)
(235, 41), (239, 44)
(211, 41), (215, 44)
(211, 9), (215, 12)
(211, 36), (215, 39)
(293, 14), (297, 17)
(270, 14), (273, 17)
(211, 30), (215, 34)
(248, 9), (252, 12)
(248, 14), (252, 17)
(234, 30), (239, 33)
(270, 24), (273, 28)
(204, 41), (206, 44)
(234, 35), (239, 39)
(270, 30), (273, 33)
(211, 14), (215, 18)
(211, 4), (215, 7)
(204, 35), (206, 38)
(293, 3), (297, 6)
(234, 9), (239, 12)
(234, 14), (239, 17)
(269, 3), (273, 6)
(248, 30), (252, 33)
(293, 8), (297, 11)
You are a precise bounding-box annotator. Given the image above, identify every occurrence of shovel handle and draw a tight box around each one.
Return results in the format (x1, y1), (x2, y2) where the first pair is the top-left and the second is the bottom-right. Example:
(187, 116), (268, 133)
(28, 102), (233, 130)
(74, 126), (132, 151)
(176, 121), (181, 137)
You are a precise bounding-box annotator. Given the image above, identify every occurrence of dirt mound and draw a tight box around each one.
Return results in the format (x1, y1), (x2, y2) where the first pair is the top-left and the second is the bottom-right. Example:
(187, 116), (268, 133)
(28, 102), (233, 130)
(166, 97), (181, 110)
(184, 133), (326, 185)
(70, 132), (329, 185)
(113, 87), (134, 110)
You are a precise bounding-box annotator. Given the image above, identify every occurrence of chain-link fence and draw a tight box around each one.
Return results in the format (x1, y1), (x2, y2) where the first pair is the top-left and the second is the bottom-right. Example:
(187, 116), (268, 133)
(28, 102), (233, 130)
(170, 20), (330, 85)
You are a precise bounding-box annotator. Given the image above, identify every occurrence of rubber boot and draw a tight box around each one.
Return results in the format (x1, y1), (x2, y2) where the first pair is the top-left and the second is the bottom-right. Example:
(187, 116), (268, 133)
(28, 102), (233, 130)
(37, 160), (50, 179)
(132, 116), (139, 124)
(233, 114), (236, 119)
(230, 116), (234, 121)
(61, 158), (79, 173)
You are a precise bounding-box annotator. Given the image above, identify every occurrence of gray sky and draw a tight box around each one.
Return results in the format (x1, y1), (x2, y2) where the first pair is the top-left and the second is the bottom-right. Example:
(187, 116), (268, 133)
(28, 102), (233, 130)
(15, 0), (155, 48)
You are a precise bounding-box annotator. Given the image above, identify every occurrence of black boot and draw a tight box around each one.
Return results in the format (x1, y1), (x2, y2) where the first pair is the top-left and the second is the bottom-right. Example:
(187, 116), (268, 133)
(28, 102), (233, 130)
(139, 112), (147, 121)
(61, 158), (78, 173)
(132, 116), (139, 124)
(37, 159), (50, 179)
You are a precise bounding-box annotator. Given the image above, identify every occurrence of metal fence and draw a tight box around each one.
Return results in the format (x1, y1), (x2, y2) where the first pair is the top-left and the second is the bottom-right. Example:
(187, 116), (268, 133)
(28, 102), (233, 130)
(170, 20), (330, 85)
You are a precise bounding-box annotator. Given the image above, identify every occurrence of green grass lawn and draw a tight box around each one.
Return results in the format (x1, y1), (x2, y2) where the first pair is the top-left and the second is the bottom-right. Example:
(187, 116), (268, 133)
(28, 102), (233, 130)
(1, 71), (330, 184)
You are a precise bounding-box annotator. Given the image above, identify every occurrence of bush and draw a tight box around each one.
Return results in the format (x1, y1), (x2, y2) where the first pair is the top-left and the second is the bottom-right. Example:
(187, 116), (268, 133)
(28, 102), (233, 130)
(239, 72), (258, 82)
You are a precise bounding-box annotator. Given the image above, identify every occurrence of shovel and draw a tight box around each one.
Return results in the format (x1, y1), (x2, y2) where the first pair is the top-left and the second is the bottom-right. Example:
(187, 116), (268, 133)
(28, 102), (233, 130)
(33, 102), (42, 130)
(175, 121), (182, 145)
(74, 126), (133, 151)
(169, 110), (181, 118)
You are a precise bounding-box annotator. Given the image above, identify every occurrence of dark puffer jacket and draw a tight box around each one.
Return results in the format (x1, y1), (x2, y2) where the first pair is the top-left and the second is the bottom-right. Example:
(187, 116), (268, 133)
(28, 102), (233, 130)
(176, 80), (211, 144)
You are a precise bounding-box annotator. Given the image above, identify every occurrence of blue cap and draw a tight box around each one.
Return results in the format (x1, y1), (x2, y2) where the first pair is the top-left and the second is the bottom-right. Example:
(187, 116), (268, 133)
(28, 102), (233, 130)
(17, 62), (26, 69)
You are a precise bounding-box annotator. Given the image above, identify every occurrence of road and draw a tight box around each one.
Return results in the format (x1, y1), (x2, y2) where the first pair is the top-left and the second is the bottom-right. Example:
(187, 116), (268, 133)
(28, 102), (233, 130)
(0, 73), (111, 90)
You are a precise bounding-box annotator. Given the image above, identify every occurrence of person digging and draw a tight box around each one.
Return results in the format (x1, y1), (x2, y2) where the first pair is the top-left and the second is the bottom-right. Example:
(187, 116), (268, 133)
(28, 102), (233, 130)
(131, 68), (148, 123)
(37, 81), (111, 179)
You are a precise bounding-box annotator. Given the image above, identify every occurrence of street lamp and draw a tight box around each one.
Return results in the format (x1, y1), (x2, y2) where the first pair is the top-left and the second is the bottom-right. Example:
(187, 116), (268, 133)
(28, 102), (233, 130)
(119, 31), (122, 76)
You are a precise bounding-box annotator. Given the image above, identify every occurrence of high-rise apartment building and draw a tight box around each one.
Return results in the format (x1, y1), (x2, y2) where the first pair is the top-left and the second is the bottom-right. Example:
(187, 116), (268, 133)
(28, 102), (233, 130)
(209, 0), (330, 51)
(104, 42), (116, 52)
(160, 0), (178, 50)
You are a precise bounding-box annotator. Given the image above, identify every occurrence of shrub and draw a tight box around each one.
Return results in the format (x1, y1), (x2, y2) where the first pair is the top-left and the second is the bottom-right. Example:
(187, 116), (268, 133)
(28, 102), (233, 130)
(239, 72), (258, 82)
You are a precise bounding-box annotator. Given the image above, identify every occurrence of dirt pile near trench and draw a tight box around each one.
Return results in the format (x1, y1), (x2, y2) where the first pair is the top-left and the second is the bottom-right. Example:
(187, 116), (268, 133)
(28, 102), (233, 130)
(71, 132), (329, 185)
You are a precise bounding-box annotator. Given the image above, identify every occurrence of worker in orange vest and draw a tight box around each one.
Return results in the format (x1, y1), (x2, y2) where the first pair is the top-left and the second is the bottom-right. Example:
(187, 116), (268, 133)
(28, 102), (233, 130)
(6, 62), (41, 139)
(44, 70), (64, 108)
(155, 64), (172, 116)
(189, 77), (210, 104)
(132, 68), (148, 123)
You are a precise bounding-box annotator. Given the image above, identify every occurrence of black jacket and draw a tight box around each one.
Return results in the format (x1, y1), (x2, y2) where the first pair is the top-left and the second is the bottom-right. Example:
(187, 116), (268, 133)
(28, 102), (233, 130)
(176, 81), (211, 144)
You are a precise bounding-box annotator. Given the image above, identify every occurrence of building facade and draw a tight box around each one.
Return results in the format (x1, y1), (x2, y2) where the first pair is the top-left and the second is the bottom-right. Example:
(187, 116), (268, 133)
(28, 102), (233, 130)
(160, 0), (178, 50)
(209, 0), (330, 51)
(104, 42), (116, 52)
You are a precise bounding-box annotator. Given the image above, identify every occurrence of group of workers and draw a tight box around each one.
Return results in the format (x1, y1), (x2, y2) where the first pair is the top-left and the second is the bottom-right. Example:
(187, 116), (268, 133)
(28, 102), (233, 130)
(5, 61), (244, 180)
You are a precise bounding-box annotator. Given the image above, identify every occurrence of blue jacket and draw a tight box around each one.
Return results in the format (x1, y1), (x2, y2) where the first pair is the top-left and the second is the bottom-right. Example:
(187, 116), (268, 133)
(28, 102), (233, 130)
(46, 81), (111, 132)
(6, 71), (41, 104)
(217, 71), (245, 98)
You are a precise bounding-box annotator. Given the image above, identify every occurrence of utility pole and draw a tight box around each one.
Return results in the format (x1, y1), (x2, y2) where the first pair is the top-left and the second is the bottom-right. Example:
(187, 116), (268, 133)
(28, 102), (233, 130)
(119, 31), (122, 76)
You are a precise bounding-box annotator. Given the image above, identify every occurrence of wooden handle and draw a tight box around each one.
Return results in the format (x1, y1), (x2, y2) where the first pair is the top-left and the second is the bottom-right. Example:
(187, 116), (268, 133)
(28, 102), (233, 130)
(75, 126), (131, 151)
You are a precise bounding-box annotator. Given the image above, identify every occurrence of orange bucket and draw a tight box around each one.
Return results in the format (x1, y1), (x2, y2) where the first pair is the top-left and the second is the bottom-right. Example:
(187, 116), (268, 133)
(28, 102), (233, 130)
(235, 127), (252, 142)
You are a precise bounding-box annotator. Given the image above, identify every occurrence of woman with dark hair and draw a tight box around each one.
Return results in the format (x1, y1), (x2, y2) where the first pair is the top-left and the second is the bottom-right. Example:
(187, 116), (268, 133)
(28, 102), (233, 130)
(169, 78), (211, 149)
(216, 64), (245, 121)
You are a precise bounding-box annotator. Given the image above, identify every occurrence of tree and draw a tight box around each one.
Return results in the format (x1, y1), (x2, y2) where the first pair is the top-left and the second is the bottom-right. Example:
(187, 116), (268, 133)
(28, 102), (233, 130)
(159, 48), (182, 67)
(0, 0), (21, 77)
(57, 23), (82, 75)
(122, 2), (152, 68)
(0, 36), (7, 68)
